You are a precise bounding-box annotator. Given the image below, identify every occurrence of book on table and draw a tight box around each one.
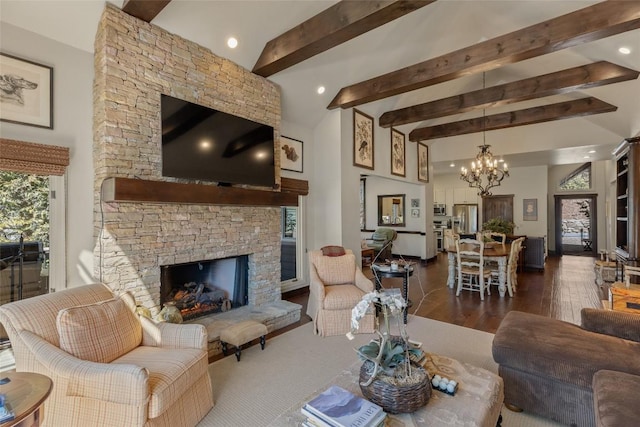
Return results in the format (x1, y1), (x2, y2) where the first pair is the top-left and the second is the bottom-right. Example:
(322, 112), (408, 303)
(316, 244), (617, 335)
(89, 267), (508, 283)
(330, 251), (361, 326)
(302, 408), (386, 427)
(301, 385), (385, 427)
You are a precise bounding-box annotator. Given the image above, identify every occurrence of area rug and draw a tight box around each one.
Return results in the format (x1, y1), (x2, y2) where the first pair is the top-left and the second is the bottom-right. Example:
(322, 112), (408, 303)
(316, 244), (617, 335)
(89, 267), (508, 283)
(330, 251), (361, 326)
(199, 315), (561, 426)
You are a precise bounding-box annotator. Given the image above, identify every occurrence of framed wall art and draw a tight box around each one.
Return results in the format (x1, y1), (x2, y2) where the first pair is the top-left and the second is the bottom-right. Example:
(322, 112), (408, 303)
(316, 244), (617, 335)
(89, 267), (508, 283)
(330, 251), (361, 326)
(417, 142), (429, 183)
(523, 198), (538, 221)
(0, 53), (53, 129)
(353, 109), (374, 170)
(280, 135), (303, 173)
(390, 128), (405, 177)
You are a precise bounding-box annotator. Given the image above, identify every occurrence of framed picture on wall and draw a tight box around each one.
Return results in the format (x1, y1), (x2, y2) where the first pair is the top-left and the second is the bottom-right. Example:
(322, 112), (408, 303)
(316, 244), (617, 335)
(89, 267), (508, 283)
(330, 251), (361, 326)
(0, 53), (53, 129)
(353, 109), (374, 170)
(390, 128), (405, 177)
(523, 198), (538, 221)
(417, 142), (429, 183)
(280, 135), (303, 172)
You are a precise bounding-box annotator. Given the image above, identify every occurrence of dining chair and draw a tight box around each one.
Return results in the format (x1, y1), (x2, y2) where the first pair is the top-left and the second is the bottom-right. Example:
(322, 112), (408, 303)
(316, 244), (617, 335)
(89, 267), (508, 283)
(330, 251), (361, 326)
(443, 229), (459, 252)
(455, 238), (491, 300)
(487, 237), (524, 297)
(624, 264), (640, 288)
(477, 231), (506, 244)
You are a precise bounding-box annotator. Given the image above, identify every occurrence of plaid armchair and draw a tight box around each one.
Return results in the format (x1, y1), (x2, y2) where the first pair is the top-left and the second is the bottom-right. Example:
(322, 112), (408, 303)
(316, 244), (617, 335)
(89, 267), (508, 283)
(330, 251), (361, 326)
(306, 249), (375, 337)
(0, 283), (213, 427)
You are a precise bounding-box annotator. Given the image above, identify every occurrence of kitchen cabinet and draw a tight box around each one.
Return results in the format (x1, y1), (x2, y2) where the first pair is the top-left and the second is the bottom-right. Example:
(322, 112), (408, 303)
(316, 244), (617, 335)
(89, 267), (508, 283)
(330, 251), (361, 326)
(434, 189), (446, 204)
(453, 187), (478, 204)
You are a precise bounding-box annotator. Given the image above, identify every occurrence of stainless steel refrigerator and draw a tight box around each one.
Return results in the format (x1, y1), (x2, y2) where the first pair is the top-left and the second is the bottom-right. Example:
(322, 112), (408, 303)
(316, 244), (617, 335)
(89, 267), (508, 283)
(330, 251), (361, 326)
(453, 204), (478, 235)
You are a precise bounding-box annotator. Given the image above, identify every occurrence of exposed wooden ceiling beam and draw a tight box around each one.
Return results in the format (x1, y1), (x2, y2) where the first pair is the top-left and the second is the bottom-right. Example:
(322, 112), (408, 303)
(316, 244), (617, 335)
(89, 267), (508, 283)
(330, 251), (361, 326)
(380, 61), (638, 128)
(408, 97), (617, 142)
(252, 1), (434, 77)
(329, 1), (640, 110)
(122, 0), (172, 22)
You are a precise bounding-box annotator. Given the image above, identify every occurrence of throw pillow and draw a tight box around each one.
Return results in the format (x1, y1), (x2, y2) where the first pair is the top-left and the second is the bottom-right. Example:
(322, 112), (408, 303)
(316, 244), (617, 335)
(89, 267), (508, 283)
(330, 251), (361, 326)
(321, 245), (346, 257)
(57, 295), (142, 363)
(316, 253), (356, 285)
(372, 232), (387, 242)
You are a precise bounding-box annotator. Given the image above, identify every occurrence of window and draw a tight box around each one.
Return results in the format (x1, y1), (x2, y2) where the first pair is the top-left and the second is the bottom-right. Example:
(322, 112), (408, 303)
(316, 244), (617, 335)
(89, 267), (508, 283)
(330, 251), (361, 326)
(0, 171), (51, 303)
(0, 138), (69, 295)
(560, 163), (591, 190)
(280, 207), (297, 282)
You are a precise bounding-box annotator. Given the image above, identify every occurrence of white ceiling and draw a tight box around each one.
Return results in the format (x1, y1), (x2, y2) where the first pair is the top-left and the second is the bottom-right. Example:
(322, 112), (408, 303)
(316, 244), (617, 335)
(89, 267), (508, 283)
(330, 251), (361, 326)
(2, 0), (639, 175)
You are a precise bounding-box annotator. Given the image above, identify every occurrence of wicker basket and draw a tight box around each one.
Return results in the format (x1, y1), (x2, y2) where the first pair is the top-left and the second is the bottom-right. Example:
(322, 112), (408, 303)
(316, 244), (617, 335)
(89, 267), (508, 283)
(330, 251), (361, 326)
(359, 359), (431, 414)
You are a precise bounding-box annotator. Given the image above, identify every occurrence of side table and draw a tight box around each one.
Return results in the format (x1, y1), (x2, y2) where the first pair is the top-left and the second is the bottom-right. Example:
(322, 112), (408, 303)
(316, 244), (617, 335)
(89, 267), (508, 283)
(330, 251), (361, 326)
(371, 263), (413, 324)
(594, 260), (617, 287)
(361, 248), (374, 267)
(0, 372), (52, 427)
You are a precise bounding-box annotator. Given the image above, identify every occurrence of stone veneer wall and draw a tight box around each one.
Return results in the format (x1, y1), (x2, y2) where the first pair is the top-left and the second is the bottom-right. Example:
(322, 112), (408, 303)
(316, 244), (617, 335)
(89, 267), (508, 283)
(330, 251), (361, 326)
(93, 4), (282, 315)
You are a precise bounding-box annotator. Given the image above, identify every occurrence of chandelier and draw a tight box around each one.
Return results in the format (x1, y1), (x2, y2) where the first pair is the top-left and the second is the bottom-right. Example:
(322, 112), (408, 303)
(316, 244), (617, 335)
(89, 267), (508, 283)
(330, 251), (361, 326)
(459, 72), (509, 197)
(460, 144), (509, 197)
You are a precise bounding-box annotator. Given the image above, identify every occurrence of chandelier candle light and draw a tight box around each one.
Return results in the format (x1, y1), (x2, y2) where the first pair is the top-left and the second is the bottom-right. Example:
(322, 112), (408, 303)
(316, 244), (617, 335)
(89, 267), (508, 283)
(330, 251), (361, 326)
(460, 72), (510, 197)
(460, 144), (509, 197)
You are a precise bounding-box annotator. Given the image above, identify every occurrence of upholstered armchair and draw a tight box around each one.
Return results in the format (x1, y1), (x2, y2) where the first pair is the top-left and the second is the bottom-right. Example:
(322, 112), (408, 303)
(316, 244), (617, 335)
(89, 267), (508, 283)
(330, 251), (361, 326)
(366, 228), (398, 262)
(0, 283), (214, 427)
(306, 248), (375, 337)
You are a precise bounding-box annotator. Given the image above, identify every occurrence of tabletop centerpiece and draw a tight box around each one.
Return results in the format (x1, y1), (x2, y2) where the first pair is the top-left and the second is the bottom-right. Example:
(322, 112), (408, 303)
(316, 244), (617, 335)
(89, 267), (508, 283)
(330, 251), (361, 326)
(347, 289), (431, 414)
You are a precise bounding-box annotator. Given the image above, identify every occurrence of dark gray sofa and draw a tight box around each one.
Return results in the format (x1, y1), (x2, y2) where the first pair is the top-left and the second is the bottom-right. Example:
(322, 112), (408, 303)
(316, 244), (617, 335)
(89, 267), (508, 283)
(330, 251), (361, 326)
(492, 309), (640, 427)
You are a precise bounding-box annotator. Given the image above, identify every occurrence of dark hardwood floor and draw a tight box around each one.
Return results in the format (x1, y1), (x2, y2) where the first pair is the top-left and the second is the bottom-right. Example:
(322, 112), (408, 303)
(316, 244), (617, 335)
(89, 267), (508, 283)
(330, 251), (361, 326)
(280, 252), (606, 336)
(210, 252), (605, 362)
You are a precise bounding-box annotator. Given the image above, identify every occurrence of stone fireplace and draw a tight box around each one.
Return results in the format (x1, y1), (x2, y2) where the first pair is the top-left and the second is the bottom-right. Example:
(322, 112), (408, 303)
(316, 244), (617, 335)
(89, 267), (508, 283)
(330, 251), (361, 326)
(92, 4), (300, 336)
(160, 255), (249, 321)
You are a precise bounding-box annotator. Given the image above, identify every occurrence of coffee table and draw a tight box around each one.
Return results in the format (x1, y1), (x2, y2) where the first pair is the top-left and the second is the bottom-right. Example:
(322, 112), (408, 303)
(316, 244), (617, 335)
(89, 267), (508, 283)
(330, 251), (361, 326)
(268, 353), (503, 427)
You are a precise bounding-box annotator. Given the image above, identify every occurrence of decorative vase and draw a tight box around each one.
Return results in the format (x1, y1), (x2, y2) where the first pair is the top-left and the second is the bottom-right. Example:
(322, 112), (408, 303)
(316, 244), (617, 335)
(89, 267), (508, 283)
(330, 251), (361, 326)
(359, 359), (431, 414)
(158, 301), (183, 323)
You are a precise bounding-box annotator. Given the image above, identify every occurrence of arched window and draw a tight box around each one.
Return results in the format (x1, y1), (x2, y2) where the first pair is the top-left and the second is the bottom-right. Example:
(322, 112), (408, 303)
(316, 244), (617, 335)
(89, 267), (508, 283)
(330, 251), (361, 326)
(559, 162), (591, 190)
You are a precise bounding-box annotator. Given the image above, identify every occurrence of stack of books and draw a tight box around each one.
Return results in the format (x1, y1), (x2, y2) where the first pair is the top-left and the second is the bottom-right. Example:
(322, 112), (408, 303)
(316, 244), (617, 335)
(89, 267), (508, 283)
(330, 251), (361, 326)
(301, 385), (386, 427)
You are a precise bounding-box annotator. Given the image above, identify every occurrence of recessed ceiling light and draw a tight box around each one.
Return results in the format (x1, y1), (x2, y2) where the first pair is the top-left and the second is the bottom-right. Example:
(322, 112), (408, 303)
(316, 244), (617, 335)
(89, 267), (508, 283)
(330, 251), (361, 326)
(449, 163), (455, 167)
(227, 37), (238, 49)
(619, 46), (631, 55)
(199, 140), (212, 150)
(498, 159), (504, 163)
(317, 86), (325, 95)
(588, 150), (596, 154)
(584, 155), (591, 159)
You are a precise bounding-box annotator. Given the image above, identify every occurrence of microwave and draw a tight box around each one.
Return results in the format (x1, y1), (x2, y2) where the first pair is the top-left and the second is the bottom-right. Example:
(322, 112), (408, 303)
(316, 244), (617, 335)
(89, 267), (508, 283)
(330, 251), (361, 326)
(434, 204), (446, 215)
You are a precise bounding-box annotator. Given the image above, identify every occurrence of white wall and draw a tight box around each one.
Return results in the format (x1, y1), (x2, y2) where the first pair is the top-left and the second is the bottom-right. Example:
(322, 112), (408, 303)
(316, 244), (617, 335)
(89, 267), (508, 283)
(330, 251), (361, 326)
(434, 165), (549, 238)
(308, 110), (343, 249)
(0, 23), (95, 288)
(361, 175), (429, 258)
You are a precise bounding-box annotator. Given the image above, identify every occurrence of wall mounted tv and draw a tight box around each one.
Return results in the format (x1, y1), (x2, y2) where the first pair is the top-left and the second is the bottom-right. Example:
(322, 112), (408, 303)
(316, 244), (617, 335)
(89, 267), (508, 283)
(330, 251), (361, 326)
(161, 94), (275, 187)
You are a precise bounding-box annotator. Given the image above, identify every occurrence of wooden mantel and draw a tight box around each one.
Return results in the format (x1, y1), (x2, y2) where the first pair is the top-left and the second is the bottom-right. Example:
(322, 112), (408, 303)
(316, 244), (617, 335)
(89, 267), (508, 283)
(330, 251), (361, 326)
(101, 177), (300, 206)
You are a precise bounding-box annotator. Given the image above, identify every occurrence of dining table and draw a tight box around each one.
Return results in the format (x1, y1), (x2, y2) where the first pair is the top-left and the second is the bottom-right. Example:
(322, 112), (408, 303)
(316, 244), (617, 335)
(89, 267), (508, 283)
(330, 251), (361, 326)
(446, 242), (512, 297)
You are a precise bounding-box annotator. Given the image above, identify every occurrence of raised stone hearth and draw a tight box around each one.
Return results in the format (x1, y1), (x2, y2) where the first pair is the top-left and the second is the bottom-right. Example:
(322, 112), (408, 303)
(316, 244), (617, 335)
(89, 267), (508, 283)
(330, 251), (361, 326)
(187, 300), (300, 358)
(92, 4), (300, 333)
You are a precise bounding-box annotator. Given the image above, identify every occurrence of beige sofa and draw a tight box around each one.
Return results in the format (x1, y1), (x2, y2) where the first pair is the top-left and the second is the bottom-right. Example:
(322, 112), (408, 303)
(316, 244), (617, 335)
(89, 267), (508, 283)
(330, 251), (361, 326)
(0, 283), (214, 427)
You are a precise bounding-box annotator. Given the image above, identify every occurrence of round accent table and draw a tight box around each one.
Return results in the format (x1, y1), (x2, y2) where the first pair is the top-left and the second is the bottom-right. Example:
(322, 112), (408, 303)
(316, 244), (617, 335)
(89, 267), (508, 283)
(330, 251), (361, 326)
(371, 263), (414, 324)
(0, 372), (52, 427)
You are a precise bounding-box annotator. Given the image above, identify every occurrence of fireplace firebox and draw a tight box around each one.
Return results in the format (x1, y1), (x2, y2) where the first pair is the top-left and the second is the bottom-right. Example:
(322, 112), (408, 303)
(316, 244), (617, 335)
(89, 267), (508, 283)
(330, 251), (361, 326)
(160, 255), (248, 321)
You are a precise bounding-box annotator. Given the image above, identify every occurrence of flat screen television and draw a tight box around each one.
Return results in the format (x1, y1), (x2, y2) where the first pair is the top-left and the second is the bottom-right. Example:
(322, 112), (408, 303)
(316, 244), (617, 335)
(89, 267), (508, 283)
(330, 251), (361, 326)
(161, 94), (275, 187)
